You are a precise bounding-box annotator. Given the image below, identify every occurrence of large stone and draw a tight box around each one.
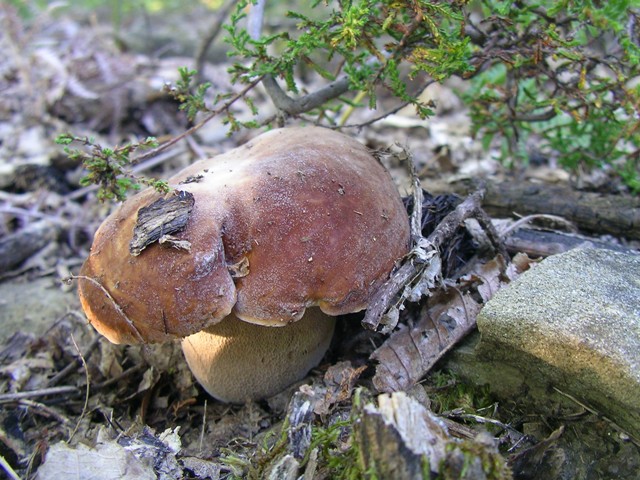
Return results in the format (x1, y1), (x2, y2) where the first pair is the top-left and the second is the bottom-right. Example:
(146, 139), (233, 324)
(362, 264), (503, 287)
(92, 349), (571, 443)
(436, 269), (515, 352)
(475, 248), (640, 437)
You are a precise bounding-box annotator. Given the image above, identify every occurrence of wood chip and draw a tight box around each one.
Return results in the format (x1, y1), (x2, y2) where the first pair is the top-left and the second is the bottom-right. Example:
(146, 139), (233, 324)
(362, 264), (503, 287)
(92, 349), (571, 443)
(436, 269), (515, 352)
(129, 191), (195, 256)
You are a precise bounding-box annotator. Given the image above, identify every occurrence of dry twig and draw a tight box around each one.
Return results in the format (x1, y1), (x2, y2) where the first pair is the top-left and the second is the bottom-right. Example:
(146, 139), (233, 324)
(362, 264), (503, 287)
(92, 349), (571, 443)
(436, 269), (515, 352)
(47, 335), (101, 387)
(0, 386), (79, 403)
(68, 334), (90, 442)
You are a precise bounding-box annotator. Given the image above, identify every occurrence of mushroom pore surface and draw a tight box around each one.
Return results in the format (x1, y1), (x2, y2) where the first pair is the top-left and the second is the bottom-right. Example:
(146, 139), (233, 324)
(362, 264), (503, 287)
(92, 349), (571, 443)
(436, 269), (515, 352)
(181, 308), (336, 403)
(78, 127), (410, 344)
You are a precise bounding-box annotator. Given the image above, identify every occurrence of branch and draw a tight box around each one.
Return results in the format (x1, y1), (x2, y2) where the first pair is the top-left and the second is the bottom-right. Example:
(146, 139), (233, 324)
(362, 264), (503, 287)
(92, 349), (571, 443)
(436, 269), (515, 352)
(134, 75), (264, 163)
(0, 386), (79, 402)
(341, 80), (436, 129)
(512, 108), (557, 122)
(247, 0), (267, 40)
(246, 0), (352, 118)
(263, 74), (352, 116)
(362, 190), (508, 331)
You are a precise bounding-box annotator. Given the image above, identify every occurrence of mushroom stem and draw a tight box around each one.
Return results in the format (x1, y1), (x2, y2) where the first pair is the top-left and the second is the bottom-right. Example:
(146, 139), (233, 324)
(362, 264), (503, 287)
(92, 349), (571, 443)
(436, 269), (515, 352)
(181, 308), (336, 403)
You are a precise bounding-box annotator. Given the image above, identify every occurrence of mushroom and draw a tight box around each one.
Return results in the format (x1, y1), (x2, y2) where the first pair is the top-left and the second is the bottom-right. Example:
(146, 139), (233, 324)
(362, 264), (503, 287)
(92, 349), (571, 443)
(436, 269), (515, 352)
(78, 127), (410, 402)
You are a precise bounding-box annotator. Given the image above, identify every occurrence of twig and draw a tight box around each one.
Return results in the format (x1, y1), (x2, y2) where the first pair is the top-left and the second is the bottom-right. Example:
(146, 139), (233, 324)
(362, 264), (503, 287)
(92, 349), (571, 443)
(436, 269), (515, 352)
(185, 135), (207, 160)
(17, 399), (72, 426)
(552, 387), (640, 447)
(499, 214), (575, 238)
(362, 188), (507, 331)
(408, 159), (424, 245)
(68, 334), (90, 442)
(0, 386), (79, 403)
(0, 455), (21, 480)
(472, 206), (509, 259)
(133, 76), (264, 164)
(66, 275), (145, 343)
(512, 108), (557, 122)
(64, 146), (187, 201)
(0, 207), (67, 225)
(93, 364), (146, 391)
(444, 409), (525, 439)
(199, 399), (207, 455)
(339, 84), (432, 129)
(47, 335), (101, 387)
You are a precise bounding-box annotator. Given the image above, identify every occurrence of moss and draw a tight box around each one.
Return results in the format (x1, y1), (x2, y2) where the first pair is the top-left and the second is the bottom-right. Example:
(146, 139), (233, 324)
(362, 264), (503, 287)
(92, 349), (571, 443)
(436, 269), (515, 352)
(440, 439), (512, 480)
(427, 370), (495, 415)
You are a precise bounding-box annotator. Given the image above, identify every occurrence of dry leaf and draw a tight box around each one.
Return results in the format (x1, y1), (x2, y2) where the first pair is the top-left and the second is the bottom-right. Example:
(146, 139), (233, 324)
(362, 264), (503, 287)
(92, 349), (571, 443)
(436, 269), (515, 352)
(315, 361), (367, 415)
(371, 254), (533, 393)
(36, 440), (156, 480)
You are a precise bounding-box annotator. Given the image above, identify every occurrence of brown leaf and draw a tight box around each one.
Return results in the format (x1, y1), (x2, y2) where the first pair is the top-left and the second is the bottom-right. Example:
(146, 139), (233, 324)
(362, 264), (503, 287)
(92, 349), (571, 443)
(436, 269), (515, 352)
(315, 361), (367, 415)
(371, 287), (481, 393)
(371, 254), (533, 393)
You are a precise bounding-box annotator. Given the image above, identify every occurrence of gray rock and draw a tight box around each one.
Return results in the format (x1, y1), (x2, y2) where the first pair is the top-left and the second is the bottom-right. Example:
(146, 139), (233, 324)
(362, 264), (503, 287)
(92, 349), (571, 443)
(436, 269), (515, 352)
(475, 248), (640, 437)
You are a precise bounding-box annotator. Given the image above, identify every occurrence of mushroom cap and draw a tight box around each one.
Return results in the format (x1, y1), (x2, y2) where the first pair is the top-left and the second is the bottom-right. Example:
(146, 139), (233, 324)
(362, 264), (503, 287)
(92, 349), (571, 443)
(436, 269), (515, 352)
(79, 127), (410, 344)
(181, 308), (336, 403)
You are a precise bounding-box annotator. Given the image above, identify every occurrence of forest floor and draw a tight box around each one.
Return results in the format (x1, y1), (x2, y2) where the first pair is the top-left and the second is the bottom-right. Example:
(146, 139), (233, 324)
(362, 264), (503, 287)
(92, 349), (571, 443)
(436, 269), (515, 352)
(1, 4), (639, 480)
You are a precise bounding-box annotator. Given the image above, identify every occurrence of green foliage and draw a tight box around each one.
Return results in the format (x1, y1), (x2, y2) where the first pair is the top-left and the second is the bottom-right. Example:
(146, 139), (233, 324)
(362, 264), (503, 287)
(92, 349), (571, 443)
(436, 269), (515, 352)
(164, 66), (263, 132)
(308, 418), (364, 479)
(224, 0), (473, 120)
(443, 439), (512, 480)
(426, 370), (494, 414)
(219, 0), (640, 191)
(462, 0), (640, 192)
(165, 67), (213, 122)
(54, 134), (168, 202)
(53, 0), (640, 198)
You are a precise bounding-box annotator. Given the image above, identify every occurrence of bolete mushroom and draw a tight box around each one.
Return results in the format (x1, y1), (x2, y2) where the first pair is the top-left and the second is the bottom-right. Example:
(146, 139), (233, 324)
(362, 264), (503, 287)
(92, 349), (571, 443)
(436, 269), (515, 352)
(78, 127), (410, 403)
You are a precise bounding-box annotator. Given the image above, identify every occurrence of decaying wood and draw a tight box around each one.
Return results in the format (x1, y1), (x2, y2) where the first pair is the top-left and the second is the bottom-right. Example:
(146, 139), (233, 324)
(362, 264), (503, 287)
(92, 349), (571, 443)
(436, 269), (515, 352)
(285, 391), (315, 460)
(0, 220), (61, 273)
(356, 392), (451, 479)
(447, 180), (640, 241)
(129, 191), (195, 256)
(371, 254), (533, 393)
(355, 392), (512, 479)
(504, 227), (637, 258)
(362, 189), (507, 332)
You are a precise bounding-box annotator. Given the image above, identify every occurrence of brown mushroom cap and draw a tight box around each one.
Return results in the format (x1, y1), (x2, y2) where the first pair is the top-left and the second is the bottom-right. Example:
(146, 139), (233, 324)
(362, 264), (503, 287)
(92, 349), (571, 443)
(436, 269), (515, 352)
(78, 127), (410, 344)
(182, 308), (336, 403)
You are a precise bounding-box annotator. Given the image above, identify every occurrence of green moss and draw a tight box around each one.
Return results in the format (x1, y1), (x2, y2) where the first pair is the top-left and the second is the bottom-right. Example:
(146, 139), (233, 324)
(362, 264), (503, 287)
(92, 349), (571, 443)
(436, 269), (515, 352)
(427, 370), (495, 415)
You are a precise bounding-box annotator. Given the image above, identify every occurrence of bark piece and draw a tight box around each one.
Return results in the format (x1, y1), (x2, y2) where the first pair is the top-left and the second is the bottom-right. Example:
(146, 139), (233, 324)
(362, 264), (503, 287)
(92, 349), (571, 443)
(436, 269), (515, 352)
(371, 254), (533, 393)
(286, 391), (315, 460)
(447, 180), (640, 240)
(129, 191), (194, 256)
(355, 392), (512, 479)
(356, 392), (450, 479)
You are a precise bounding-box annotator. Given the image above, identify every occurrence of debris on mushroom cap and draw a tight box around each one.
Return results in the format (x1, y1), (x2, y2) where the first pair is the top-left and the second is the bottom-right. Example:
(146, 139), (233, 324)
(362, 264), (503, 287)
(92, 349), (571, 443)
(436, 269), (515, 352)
(181, 308), (336, 403)
(78, 127), (410, 344)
